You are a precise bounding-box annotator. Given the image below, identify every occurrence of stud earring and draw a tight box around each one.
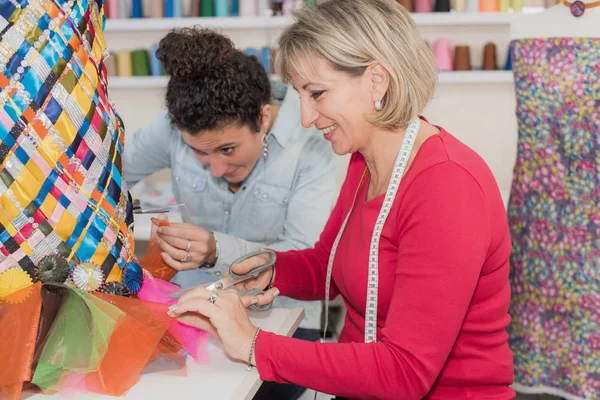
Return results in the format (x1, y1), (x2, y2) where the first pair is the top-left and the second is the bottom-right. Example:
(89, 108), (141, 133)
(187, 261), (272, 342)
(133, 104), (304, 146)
(374, 100), (383, 111)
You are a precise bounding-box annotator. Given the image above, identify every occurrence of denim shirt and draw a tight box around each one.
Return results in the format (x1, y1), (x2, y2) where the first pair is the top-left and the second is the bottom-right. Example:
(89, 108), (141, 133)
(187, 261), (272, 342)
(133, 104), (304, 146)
(123, 84), (337, 329)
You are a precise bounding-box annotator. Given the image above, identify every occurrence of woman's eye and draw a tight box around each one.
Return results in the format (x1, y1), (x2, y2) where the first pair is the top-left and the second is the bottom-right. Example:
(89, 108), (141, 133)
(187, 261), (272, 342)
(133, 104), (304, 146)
(221, 147), (234, 155)
(311, 90), (324, 100)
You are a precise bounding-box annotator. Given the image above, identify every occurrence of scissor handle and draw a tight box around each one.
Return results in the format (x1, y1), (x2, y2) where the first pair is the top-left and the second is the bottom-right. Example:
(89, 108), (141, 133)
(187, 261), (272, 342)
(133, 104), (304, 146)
(229, 249), (276, 281)
(244, 289), (273, 311)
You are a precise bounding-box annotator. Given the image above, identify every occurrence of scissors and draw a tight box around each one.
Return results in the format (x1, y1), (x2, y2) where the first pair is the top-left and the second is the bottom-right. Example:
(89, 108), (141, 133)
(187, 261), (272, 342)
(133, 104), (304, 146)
(132, 199), (186, 214)
(167, 249), (276, 311)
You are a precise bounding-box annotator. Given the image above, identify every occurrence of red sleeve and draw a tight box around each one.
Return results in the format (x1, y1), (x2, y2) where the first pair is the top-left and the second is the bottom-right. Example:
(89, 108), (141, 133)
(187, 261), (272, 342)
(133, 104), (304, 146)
(255, 162), (493, 399)
(271, 153), (366, 301)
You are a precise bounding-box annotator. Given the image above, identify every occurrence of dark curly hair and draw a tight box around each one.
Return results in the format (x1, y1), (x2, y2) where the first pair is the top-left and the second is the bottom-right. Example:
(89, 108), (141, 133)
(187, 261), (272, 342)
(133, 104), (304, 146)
(156, 27), (271, 134)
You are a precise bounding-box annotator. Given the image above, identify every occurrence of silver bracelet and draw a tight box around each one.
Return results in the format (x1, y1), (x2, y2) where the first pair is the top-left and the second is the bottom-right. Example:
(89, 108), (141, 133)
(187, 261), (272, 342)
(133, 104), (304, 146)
(247, 327), (261, 371)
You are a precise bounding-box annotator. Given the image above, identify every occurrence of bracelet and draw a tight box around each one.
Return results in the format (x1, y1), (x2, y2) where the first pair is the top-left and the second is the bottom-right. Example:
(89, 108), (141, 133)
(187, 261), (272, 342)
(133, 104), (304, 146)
(201, 232), (220, 269)
(247, 327), (261, 371)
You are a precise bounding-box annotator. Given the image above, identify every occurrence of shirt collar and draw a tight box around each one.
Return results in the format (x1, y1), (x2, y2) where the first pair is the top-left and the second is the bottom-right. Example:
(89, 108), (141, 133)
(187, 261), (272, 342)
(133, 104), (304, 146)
(268, 83), (301, 148)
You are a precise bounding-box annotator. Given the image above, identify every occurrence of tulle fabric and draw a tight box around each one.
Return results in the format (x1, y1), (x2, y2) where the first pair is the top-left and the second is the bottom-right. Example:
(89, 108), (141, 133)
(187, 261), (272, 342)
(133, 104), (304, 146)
(0, 271), (209, 400)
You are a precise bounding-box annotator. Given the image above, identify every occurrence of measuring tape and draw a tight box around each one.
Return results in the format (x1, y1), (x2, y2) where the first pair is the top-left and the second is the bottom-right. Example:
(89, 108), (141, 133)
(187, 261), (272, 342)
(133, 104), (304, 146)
(323, 118), (421, 343)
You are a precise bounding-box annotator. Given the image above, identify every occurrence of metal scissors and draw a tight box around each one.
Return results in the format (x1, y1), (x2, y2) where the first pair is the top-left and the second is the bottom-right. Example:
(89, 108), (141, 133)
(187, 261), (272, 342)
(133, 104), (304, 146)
(132, 199), (186, 214)
(167, 249), (276, 311)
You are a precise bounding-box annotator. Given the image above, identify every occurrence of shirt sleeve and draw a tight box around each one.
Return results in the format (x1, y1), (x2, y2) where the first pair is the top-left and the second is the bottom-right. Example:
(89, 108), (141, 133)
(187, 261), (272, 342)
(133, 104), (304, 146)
(196, 135), (340, 277)
(255, 162), (493, 400)
(122, 110), (174, 188)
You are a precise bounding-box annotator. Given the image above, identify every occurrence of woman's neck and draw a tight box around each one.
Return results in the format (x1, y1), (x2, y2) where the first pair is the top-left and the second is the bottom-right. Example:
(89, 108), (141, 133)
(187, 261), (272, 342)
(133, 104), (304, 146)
(361, 120), (438, 199)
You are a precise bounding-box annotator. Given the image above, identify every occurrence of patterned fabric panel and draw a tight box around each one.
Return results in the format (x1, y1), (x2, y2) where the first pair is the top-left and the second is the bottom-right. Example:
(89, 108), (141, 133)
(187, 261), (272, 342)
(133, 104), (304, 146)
(0, 0), (135, 290)
(508, 37), (600, 400)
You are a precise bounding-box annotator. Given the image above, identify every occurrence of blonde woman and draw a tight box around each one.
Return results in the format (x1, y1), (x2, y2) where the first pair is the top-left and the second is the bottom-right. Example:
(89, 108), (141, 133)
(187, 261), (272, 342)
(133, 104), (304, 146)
(167, 1), (515, 398)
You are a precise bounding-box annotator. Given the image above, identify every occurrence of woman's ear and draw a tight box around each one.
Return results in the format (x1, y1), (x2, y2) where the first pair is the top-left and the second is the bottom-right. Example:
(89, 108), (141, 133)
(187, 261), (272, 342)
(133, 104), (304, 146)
(259, 104), (272, 133)
(368, 63), (390, 105)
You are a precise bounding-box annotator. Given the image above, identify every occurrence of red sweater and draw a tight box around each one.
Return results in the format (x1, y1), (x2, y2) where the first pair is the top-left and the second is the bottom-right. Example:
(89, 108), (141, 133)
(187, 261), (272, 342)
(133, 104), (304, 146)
(255, 127), (515, 400)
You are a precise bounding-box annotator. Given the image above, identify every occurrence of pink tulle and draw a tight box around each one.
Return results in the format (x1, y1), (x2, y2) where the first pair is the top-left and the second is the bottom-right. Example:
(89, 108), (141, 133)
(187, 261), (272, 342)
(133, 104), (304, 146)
(137, 274), (210, 363)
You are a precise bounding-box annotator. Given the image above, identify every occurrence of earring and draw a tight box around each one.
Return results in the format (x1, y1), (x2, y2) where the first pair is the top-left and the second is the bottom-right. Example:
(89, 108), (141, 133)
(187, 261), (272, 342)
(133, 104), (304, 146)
(262, 133), (269, 159)
(374, 100), (383, 111)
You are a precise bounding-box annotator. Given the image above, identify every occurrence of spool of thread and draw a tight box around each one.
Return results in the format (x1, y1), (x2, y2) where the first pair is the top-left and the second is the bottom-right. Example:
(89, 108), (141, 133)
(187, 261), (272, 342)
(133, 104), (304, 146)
(150, 44), (163, 76)
(499, 0), (509, 11)
(258, 0), (270, 16)
(512, 0), (523, 11)
(165, 0), (174, 17)
(131, 49), (151, 76)
(239, 0), (257, 16)
(270, 48), (279, 74)
(142, 0), (152, 16)
(244, 47), (258, 57)
(202, 0), (214, 16)
(231, 0), (239, 15)
(414, 0), (432, 12)
(260, 47), (270, 73)
(116, 51), (133, 77)
(107, 0), (119, 18)
(479, 0), (498, 12)
(282, 0), (295, 14)
(482, 42), (498, 71)
(216, 0), (229, 16)
(190, 0), (200, 15)
(453, 45), (471, 71)
(435, 0), (451, 11)
(504, 47), (512, 70)
(132, 0), (143, 17)
(433, 39), (453, 71)
(151, 0), (164, 17)
(118, 0), (129, 17)
(453, 0), (466, 11)
(466, 0), (479, 11)
(397, 0), (413, 11)
(104, 53), (118, 76)
(173, 0), (183, 16)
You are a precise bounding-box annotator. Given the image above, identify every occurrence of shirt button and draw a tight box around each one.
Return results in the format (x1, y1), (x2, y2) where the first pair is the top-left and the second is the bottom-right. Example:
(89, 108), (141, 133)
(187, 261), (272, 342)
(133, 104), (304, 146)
(262, 193), (268, 199)
(192, 183), (197, 189)
(215, 271), (221, 276)
(224, 210), (230, 215)
(175, 177), (180, 182)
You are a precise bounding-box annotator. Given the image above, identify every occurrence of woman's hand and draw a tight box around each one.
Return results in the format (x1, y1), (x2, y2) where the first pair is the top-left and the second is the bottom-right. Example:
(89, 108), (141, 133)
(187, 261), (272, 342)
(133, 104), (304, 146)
(152, 217), (217, 271)
(232, 252), (274, 293)
(167, 285), (279, 362)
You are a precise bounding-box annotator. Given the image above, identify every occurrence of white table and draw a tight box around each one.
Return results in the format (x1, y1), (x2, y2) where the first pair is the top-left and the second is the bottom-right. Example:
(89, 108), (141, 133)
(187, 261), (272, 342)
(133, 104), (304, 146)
(25, 307), (304, 400)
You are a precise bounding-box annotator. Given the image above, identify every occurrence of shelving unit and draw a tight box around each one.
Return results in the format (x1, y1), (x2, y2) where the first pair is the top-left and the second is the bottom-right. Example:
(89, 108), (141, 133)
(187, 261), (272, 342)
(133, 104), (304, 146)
(104, 11), (541, 32)
(108, 71), (514, 89)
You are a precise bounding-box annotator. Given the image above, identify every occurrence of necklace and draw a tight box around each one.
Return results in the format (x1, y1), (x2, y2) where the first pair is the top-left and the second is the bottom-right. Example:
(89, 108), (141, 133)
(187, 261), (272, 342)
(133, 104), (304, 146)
(563, 0), (600, 17)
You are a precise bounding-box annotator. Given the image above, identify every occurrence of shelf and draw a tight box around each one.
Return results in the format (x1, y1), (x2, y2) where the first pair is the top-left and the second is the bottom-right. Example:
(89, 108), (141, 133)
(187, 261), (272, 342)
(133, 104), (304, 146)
(438, 71), (513, 84)
(104, 11), (542, 32)
(109, 76), (169, 89)
(108, 71), (513, 89)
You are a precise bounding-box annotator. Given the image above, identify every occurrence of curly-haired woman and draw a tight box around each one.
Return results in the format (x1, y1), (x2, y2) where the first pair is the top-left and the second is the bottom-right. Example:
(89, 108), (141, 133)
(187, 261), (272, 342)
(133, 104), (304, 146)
(122, 28), (336, 398)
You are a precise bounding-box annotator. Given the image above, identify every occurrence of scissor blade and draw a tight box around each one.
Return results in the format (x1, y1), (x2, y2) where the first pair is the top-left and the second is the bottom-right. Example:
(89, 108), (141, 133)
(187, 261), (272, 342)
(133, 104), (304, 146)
(166, 282), (211, 299)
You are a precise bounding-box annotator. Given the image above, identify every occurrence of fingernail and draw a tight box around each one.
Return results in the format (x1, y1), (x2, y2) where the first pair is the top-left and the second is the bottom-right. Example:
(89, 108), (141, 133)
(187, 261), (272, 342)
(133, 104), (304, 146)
(273, 289), (280, 296)
(251, 297), (259, 305)
(168, 304), (178, 315)
(160, 252), (167, 260)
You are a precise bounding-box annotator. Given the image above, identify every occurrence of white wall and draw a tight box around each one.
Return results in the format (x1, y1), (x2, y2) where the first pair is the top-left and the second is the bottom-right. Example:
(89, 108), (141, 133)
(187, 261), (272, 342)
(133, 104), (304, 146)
(106, 21), (518, 202)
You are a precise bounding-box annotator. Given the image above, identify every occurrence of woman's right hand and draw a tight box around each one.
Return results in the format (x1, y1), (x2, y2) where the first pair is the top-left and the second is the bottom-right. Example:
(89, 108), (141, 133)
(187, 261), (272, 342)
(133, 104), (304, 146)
(232, 252), (277, 308)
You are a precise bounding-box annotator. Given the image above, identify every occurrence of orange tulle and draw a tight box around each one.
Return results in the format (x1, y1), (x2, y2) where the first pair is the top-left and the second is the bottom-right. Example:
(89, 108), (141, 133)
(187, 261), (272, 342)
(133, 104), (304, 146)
(138, 218), (178, 281)
(0, 282), (42, 400)
(85, 292), (182, 396)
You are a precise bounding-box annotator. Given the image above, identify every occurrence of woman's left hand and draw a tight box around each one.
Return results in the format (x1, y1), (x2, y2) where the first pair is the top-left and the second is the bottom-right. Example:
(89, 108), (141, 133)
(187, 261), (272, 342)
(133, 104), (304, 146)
(152, 219), (217, 271)
(167, 285), (279, 362)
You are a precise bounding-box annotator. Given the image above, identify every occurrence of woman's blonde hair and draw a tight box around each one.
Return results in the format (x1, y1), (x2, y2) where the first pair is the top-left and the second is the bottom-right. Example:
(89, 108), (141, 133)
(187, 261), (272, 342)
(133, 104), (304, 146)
(277, 0), (438, 130)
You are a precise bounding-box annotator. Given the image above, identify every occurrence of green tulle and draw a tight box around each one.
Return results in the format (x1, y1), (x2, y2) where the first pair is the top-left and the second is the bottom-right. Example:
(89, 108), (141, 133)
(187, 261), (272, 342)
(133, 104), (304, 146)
(31, 287), (125, 390)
